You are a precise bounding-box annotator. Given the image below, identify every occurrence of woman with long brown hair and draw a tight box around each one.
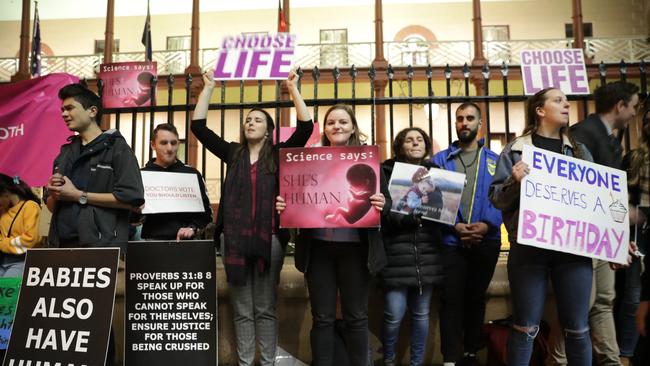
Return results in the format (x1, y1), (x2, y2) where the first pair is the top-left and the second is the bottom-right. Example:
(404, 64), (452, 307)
(489, 88), (594, 366)
(192, 70), (313, 366)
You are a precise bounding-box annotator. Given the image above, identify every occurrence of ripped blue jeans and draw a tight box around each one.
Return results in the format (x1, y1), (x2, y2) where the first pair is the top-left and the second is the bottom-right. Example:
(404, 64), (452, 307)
(507, 243), (593, 366)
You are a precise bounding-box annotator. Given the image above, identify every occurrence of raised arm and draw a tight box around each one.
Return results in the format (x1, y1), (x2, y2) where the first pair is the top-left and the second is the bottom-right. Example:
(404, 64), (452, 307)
(191, 71), (232, 161)
(194, 71), (216, 120)
(282, 71), (314, 148)
(286, 71), (311, 122)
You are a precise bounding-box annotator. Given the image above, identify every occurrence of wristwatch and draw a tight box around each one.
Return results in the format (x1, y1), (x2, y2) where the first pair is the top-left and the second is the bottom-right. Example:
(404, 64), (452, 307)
(78, 191), (88, 205)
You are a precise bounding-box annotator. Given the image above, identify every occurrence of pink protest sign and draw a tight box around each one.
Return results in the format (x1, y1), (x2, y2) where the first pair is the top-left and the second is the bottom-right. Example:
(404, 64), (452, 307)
(274, 122), (320, 147)
(279, 145), (380, 228)
(214, 33), (296, 80)
(520, 49), (589, 95)
(517, 145), (629, 264)
(0, 73), (77, 187)
(99, 62), (157, 108)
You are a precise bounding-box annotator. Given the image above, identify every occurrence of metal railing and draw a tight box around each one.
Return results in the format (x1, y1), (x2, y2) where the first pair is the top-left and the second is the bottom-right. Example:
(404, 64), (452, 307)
(2, 36), (648, 82)
(92, 61), (647, 234)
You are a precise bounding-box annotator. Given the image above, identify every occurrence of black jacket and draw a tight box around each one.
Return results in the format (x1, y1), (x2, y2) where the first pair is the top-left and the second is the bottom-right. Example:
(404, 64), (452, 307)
(139, 159), (213, 240)
(571, 114), (622, 169)
(48, 130), (145, 249)
(380, 159), (444, 289)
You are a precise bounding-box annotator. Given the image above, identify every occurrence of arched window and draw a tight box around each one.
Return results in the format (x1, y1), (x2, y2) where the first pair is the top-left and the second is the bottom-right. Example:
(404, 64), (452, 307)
(393, 25), (436, 66)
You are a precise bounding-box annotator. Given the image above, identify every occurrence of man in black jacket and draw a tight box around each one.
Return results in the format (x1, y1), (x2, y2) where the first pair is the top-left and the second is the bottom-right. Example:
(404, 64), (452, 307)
(46, 83), (145, 248)
(552, 81), (639, 366)
(46, 83), (145, 366)
(138, 123), (212, 240)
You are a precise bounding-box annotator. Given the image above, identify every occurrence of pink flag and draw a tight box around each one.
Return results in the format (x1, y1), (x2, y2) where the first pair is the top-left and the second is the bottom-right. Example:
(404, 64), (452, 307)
(0, 73), (77, 187)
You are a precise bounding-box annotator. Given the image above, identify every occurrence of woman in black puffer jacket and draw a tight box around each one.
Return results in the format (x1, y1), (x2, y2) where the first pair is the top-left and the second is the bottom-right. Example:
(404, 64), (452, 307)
(381, 127), (444, 366)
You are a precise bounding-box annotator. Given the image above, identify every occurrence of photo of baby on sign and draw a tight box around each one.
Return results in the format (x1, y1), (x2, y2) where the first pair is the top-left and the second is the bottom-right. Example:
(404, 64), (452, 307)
(388, 162), (466, 225)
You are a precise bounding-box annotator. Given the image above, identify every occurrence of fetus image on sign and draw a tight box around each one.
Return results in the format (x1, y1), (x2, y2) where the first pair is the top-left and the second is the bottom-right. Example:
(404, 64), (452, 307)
(121, 71), (154, 106)
(325, 164), (377, 224)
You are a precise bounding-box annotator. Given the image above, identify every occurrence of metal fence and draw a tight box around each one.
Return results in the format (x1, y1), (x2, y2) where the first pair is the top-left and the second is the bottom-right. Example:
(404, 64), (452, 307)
(94, 61), (648, 192)
(2, 36), (648, 82)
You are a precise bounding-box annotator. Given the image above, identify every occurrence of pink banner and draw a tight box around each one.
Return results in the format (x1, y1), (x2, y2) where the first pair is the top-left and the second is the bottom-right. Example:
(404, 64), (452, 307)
(279, 145), (380, 228)
(99, 62), (157, 108)
(0, 73), (77, 187)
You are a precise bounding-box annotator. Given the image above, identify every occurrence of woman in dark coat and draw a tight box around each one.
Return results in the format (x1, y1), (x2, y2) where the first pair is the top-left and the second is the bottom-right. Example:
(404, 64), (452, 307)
(381, 127), (444, 366)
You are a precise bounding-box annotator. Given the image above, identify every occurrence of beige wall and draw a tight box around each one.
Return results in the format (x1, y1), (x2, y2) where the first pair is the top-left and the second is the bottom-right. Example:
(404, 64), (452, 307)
(0, 0), (647, 58)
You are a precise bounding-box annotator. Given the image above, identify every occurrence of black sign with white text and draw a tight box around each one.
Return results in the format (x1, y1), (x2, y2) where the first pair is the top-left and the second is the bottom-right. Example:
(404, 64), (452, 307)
(124, 241), (217, 366)
(3, 248), (119, 366)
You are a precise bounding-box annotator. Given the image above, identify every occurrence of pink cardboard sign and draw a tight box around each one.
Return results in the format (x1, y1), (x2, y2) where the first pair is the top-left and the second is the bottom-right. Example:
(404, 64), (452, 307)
(520, 49), (589, 95)
(279, 145), (380, 228)
(214, 33), (296, 80)
(99, 62), (157, 108)
(274, 122), (321, 147)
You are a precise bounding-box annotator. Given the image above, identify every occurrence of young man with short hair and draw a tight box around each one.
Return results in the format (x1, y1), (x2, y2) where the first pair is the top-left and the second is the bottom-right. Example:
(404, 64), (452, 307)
(46, 83), (144, 366)
(139, 123), (212, 240)
(433, 102), (503, 366)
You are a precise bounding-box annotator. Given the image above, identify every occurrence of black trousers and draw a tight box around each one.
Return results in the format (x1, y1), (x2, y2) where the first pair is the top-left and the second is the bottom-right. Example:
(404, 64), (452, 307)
(439, 239), (501, 362)
(306, 240), (370, 366)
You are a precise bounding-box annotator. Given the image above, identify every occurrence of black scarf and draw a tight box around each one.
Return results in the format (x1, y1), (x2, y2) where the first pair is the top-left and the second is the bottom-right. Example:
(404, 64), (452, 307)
(222, 149), (275, 286)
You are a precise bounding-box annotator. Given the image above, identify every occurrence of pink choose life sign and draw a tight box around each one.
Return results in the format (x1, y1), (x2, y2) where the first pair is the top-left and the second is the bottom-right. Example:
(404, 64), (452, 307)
(279, 146), (381, 228)
(214, 33), (296, 80)
(520, 48), (589, 96)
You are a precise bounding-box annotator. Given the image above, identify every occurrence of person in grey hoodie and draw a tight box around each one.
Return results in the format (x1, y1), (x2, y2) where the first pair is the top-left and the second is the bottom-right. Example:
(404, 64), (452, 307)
(489, 88), (593, 366)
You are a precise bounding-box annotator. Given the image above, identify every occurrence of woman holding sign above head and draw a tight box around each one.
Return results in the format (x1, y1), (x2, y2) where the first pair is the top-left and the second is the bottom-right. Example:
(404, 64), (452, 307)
(191, 70), (313, 366)
(489, 88), (594, 366)
(276, 105), (391, 366)
(0, 174), (42, 277)
(380, 128), (443, 366)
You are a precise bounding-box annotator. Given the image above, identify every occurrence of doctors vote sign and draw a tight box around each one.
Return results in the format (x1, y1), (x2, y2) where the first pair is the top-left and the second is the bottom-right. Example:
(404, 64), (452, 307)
(517, 145), (629, 264)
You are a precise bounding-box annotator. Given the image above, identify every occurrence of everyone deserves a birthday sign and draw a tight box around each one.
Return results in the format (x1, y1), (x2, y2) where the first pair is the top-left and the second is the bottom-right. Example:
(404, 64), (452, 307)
(517, 145), (629, 264)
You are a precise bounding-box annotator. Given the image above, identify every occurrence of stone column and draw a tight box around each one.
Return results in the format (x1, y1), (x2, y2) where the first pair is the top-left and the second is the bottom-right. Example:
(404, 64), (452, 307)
(11, 0), (31, 82)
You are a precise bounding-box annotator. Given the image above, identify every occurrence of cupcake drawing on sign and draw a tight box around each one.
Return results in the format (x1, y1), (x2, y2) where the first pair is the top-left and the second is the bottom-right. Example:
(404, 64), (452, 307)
(609, 197), (628, 223)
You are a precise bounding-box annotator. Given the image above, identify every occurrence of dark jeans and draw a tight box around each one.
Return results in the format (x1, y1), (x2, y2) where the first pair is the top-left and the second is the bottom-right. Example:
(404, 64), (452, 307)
(306, 240), (370, 366)
(507, 244), (592, 366)
(383, 285), (434, 366)
(439, 239), (500, 362)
